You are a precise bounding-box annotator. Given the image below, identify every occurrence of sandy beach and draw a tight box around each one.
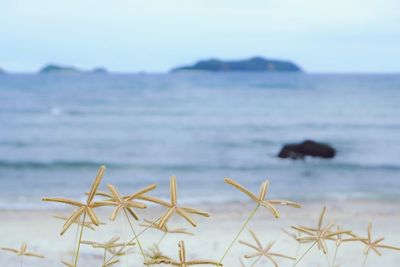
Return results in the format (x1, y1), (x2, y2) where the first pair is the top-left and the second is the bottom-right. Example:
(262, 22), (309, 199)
(1, 199), (399, 267)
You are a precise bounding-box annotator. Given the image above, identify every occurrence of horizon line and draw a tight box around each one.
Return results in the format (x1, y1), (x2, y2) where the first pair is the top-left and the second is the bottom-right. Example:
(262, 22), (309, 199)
(1, 70), (400, 75)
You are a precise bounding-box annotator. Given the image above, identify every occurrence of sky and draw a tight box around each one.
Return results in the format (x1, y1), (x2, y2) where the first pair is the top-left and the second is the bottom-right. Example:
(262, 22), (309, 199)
(0, 0), (399, 73)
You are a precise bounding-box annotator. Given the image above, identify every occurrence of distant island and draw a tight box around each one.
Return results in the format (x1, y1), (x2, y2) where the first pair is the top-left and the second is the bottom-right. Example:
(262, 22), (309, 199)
(172, 57), (302, 72)
(92, 67), (108, 74)
(0, 67), (5, 74)
(40, 64), (109, 74)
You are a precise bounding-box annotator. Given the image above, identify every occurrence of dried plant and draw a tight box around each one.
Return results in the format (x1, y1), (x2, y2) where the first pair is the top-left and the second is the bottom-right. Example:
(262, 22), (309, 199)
(156, 176), (210, 228)
(360, 223), (400, 255)
(293, 222), (335, 254)
(1, 243), (44, 258)
(140, 219), (194, 236)
(61, 259), (74, 267)
(332, 226), (362, 247)
(219, 178), (301, 265)
(224, 178), (301, 218)
(92, 183), (165, 206)
(140, 219), (194, 245)
(94, 183), (159, 260)
(102, 258), (121, 267)
(42, 165), (105, 235)
(82, 236), (135, 254)
(62, 258), (120, 267)
(42, 165), (106, 267)
(104, 176), (208, 266)
(82, 236), (135, 266)
(94, 184), (154, 221)
(53, 215), (105, 231)
(2, 243), (43, 267)
(349, 223), (400, 266)
(145, 244), (173, 263)
(291, 207), (349, 254)
(239, 230), (295, 267)
(330, 225), (364, 267)
(290, 207), (353, 267)
(14, 165), (397, 267)
(144, 240), (221, 266)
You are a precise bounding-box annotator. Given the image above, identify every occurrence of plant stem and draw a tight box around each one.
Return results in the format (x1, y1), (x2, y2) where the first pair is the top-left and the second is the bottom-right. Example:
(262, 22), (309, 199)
(73, 212), (86, 267)
(361, 253), (369, 267)
(292, 243), (301, 267)
(73, 222), (80, 262)
(123, 209), (146, 261)
(122, 213), (129, 267)
(325, 252), (331, 267)
(20, 255), (23, 267)
(106, 216), (161, 265)
(331, 245), (340, 267)
(218, 204), (260, 265)
(250, 255), (262, 267)
(293, 240), (317, 267)
(103, 249), (107, 267)
(157, 232), (168, 246)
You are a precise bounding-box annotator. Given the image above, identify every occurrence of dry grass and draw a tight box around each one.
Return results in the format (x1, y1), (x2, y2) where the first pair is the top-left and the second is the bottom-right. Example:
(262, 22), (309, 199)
(239, 230), (295, 266)
(1, 165), (400, 267)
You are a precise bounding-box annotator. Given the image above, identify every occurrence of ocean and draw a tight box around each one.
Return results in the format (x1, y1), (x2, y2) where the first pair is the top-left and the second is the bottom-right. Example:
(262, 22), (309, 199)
(0, 73), (399, 208)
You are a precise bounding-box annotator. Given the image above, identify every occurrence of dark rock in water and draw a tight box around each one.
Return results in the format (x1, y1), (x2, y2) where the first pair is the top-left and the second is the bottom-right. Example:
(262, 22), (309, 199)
(172, 57), (302, 72)
(278, 140), (336, 159)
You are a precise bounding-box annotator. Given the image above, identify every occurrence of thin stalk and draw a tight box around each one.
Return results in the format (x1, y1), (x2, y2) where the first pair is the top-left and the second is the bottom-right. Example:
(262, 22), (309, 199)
(361, 253), (369, 267)
(73, 222), (80, 262)
(157, 232), (168, 246)
(218, 204), (260, 265)
(331, 245), (340, 267)
(293, 240), (317, 267)
(73, 212), (87, 267)
(292, 243), (301, 267)
(122, 214), (129, 267)
(325, 252), (331, 267)
(123, 209), (146, 260)
(250, 255), (262, 267)
(106, 216), (162, 265)
(103, 249), (107, 266)
(20, 255), (23, 267)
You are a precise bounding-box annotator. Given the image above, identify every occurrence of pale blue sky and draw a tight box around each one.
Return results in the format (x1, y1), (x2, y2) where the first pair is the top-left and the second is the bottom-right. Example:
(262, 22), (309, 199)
(1, 0), (399, 73)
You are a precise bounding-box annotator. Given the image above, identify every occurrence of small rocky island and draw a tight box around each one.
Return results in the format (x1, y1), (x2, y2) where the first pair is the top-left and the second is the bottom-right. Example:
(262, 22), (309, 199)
(172, 57), (302, 72)
(40, 65), (80, 74)
(40, 64), (109, 74)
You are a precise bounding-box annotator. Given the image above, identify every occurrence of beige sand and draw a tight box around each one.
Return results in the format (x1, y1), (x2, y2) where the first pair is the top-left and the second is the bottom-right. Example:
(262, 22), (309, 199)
(0, 200), (399, 267)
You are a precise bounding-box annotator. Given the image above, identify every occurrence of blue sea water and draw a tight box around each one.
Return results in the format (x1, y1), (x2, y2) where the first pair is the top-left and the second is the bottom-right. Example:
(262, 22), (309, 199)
(0, 73), (399, 208)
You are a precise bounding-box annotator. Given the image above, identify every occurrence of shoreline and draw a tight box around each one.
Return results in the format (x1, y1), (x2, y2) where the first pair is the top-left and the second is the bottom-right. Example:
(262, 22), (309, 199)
(1, 199), (399, 266)
(1, 197), (400, 211)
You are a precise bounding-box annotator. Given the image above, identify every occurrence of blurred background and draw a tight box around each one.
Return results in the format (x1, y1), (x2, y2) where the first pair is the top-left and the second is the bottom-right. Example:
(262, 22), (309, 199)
(1, 0), (400, 208)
